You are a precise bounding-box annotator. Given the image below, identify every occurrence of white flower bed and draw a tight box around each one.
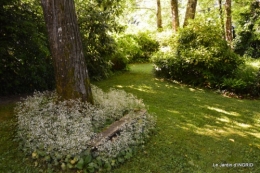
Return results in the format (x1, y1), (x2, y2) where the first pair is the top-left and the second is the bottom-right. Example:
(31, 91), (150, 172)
(15, 85), (156, 171)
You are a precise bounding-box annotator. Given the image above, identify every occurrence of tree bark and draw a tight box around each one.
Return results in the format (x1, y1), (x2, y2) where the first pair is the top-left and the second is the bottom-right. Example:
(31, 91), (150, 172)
(171, 0), (179, 32)
(41, 0), (93, 103)
(156, 0), (162, 29)
(218, 0), (226, 39)
(225, 0), (233, 44)
(183, 0), (197, 27)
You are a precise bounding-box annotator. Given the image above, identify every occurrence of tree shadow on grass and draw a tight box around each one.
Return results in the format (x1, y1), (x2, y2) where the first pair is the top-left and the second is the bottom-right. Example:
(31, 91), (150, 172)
(94, 64), (260, 173)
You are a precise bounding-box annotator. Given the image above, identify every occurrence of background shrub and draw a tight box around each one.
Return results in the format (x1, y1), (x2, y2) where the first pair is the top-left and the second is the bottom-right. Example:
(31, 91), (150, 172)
(112, 34), (141, 70)
(222, 58), (260, 96)
(77, 1), (121, 80)
(113, 32), (159, 66)
(233, 1), (260, 58)
(0, 0), (55, 95)
(132, 32), (159, 63)
(152, 20), (243, 88)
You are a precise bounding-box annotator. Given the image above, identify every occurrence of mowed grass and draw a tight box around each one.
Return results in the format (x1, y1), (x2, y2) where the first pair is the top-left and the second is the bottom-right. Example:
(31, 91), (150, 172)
(0, 104), (37, 173)
(0, 63), (260, 173)
(93, 63), (260, 173)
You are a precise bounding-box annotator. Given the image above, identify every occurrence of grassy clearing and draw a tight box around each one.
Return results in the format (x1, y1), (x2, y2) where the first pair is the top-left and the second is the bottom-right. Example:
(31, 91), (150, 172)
(1, 63), (260, 172)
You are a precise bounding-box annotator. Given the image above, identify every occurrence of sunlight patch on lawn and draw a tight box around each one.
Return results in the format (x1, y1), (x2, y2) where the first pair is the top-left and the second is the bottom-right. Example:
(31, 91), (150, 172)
(235, 122), (252, 128)
(166, 109), (180, 114)
(195, 125), (248, 139)
(189, 88), (196, 92)
(124, 84), (156, 94)
(189, 87), (204, 92)
(207, 106), (240, 116)
(116, 85), (124, 88)
(182, 122), (260, 148)
(165, 84), (173, 88)
(154, 78), (180, 85)
(177, 120), (257, 141)
(248, 132), (260, 140)
(216, 117), (230, 123)
(115, 84), (155, 93)
(177, 123), (225, 138)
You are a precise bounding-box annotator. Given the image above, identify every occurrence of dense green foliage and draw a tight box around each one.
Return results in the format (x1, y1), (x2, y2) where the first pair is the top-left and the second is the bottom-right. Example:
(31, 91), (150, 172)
(222, 59), (260, 96)
(233, 0), (260, 58)
(112, 32), (159, 70)
(132, 32), (159, 62)
(76, 0), (125, 80)
(153, 21), (243, 88)
(0, 0), (132, 94)
(0, 0), (54, 95)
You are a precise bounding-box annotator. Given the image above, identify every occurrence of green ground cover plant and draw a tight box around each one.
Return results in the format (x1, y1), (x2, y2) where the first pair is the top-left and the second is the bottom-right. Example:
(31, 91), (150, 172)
(1, 64), (260, 173)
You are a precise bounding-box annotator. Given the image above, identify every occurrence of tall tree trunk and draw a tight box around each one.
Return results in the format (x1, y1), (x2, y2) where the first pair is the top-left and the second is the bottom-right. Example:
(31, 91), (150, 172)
(171, 0), (179, 32)
(41, 0), (93, 103)
(183, 0), (197, 27)
(157, 0), (162, 29)
(225, 0), (233, 45)
(218, 0), (226, 39)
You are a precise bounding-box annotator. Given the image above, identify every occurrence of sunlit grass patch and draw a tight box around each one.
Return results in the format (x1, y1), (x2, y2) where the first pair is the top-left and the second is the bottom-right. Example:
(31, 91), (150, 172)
(94, 63), (260, 173)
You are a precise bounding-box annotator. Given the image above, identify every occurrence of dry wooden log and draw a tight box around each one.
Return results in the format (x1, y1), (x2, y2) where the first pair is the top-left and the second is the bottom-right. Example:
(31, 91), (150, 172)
(90, 109), (146, 149)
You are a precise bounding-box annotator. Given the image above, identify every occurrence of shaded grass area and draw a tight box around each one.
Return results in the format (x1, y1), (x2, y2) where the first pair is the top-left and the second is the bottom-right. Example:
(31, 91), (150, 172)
(93, 63), (260, 173)
(0, 104), (38, 173)
(0, 63), (259, 172)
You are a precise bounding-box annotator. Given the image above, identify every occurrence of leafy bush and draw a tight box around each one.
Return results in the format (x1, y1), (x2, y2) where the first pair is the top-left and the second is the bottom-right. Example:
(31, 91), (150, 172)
(77, 1), (120, 80)
(110, 54), (129, 71)
(152, 21), (243, 88)
(15, 85), (156, 172)
(222, 59), (260, 96)
(0, 0), (55, 95)
(132, 32), (159, 62)
(112, 34), (141, 70)
(114, 32), (159, 65)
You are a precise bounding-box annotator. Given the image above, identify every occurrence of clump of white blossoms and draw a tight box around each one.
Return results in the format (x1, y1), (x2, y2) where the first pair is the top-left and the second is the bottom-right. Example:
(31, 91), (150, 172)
(15, 85), (156, 170)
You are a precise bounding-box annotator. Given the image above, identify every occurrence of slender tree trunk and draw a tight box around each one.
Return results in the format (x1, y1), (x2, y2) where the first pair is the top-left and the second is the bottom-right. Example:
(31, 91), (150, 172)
(183, 0), (197, 27)
(157, 0), (162, 29)
(41, 0), (93, 103)
(171, 0), (179, 32)
(225, 0), (233, 44)
(218, 0), (226, 39)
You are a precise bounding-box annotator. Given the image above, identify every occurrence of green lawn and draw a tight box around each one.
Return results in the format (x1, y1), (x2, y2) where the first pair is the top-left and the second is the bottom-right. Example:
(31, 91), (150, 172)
(0, 104), (37, 173)
(93, 64), (260, 173)
(1, 63), (260, 173)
